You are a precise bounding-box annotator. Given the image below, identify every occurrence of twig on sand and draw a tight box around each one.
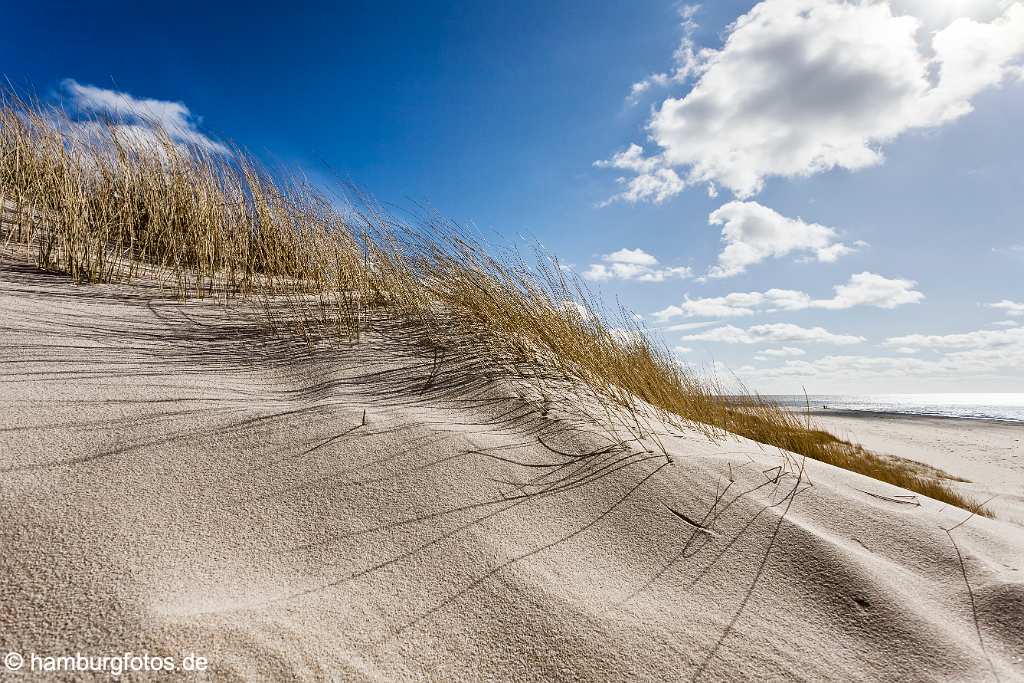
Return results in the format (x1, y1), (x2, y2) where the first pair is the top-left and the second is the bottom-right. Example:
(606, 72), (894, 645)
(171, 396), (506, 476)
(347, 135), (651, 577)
(944, 496), (997, 533)
(664, 504), (720, 538)
(855, 488), (921, 506)
(469, 449), (570, 469)
(535, 434), (620, 459)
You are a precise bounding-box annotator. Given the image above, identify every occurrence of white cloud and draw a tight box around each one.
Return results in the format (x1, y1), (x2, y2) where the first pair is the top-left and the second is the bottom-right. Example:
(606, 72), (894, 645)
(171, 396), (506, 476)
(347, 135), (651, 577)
(610, 328), (646, 345)
(61, 79), (226, 153)
(889, 1), (1017, 29)
(600, 0), (1024, 200)
(817, 271), (924, 309)
(651, 305), (684, 323)
(886, 325), (1024, 349)
(603, 248), (657, 266)
(628, 80), (652, 101)
(627, 4), (710, 104)
(893, 346), (919, 354)
(761, 346), (806, 357)
(654, 272), (922, 320)
(673, 346), (694, 354)
(992, 320), (1020, 327)
(739, 341), (1024, 383)
(594, 150), (686, 204)
(560, 300), (596, 321)
(593, 144), (661, 174)
(663, 320), (720, 332)
(681, 323), (865, 345)
(583, 248), (691, 282)
(666, 291), (790, 318)
(707, 201), (854, 277)
(987, 299), (1024, 316)
(741, 355), (953, 380)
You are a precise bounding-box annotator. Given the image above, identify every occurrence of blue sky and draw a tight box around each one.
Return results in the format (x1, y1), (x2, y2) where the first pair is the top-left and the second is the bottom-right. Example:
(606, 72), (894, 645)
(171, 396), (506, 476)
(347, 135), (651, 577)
(4, 1), (1023, 393)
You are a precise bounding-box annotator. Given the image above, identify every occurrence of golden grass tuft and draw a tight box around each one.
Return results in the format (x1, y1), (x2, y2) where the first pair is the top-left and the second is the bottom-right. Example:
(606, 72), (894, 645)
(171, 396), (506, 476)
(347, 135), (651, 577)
(0, 91), (991, 517)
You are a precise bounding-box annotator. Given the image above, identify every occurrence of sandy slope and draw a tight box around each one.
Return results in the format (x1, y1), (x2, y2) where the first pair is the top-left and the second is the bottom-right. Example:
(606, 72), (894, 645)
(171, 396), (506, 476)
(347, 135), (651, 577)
(1, 259), (1022, 681)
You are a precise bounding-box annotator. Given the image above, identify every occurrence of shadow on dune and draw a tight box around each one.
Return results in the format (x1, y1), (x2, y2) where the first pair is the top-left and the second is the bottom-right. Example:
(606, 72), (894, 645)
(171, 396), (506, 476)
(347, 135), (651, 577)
(6, 259), (1013, 680)
(0, 257), (774, 603)
(0, 259), (714, 615)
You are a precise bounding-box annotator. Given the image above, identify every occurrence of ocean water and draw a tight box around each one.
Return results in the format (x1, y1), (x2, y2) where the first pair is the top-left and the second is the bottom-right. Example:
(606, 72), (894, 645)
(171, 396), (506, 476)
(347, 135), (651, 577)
(766, 393), (1024, 423)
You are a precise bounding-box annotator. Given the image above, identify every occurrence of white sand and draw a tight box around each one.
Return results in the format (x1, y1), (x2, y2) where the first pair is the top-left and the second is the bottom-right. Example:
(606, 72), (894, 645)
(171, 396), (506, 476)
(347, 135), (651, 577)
(2, 259), (1023, 681)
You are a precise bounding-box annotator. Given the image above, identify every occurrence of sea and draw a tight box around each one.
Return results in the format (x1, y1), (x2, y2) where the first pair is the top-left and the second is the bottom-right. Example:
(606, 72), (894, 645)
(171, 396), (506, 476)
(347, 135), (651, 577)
(766, 393), (1024, 423)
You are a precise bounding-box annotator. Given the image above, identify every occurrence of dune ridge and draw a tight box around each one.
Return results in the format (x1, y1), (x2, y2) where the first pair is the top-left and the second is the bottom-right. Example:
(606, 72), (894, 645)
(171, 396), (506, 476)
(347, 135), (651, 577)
(0, 93), (991, 516)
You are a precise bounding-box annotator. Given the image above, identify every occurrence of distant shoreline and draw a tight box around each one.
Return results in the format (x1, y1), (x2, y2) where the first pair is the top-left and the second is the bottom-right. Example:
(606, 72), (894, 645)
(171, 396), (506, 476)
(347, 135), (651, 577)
(790, 407), (1024, 426)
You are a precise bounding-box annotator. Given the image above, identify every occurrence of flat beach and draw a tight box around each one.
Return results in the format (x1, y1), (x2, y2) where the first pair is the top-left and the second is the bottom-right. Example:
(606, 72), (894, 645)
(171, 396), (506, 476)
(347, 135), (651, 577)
(807, 411), (1024, 525)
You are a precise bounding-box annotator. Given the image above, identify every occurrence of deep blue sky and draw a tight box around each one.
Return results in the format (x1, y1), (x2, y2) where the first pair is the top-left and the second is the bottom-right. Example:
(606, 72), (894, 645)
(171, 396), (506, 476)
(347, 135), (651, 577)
(5, 1), (683, 237)
(5, 1), (1023, 392)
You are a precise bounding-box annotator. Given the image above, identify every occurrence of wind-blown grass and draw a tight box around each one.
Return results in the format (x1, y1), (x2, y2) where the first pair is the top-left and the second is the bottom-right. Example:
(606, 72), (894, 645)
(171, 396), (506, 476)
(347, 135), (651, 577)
(0, 92), (991, 517)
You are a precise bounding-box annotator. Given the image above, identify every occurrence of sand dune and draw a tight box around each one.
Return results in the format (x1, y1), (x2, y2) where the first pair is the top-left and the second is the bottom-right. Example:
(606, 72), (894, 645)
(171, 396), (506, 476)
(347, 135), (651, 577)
(2, 260), (1022, 681)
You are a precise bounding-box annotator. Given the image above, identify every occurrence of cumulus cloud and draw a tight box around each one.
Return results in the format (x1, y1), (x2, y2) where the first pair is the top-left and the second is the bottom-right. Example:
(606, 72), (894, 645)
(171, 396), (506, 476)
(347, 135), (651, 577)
(987, 299), (1024, 316)
(604, 248), (657, 266)
(653, 272), (922, 320)
(706, 201), (855, 277)
(583, 248), (692, 282)
(599, 0), (1024, 200)
(681, 323), (865, 345)
(886, 325), (1024, 349)
(654, 291), (788, 319)
(820, 271), (924, 308)
(594, 147), (685, 204)
(61, 79), (226, 153)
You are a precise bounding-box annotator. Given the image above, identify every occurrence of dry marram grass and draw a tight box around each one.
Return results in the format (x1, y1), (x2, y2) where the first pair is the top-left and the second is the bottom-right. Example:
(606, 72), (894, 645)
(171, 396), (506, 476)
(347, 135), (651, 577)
(0, 92), (991, 517)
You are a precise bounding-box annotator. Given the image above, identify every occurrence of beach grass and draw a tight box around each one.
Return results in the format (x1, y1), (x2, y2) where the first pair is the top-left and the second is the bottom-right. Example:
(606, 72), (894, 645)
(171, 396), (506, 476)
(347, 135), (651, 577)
(0, 92), (991, 517)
